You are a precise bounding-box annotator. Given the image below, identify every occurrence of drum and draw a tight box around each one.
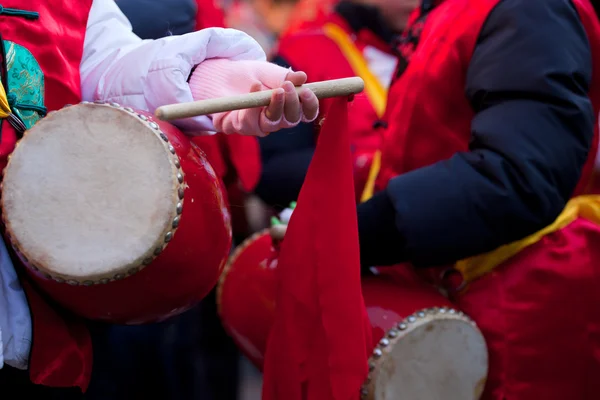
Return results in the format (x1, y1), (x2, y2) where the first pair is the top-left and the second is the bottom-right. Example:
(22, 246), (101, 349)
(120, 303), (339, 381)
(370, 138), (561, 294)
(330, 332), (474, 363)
(218, 228), (488, 400)
(1, 102), (232, 324)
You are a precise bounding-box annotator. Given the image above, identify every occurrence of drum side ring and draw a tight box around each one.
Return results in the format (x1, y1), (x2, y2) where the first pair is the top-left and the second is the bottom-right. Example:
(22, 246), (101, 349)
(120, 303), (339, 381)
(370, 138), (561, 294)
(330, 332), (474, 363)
(216, 228), (271, 317)
(0, 102), (186, 286)
(361, 306), (489, 400)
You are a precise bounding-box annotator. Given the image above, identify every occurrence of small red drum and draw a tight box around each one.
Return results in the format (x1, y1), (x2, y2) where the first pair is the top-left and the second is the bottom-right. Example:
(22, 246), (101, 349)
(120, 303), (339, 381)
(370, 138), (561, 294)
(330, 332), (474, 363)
(218, 228), (488, 400)
(1, 102), (232, 324)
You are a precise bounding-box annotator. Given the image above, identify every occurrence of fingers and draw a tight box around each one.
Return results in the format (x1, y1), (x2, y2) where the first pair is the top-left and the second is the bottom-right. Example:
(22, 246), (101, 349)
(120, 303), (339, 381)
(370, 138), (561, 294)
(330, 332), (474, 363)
(299, 88), (319, 122)
(285, 71), (307, 86)
(282, 82), (301, 123)
(264, 86), (285, 123)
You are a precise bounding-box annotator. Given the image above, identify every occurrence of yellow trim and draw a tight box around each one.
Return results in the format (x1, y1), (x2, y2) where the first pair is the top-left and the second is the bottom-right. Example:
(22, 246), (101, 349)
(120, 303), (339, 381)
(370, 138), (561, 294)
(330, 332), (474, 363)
(360, 150), (381, 202)
(322, 23), (387, 203)
(0, 81), (12, 119)
(456, 195), (600, 286)
(323, 23), (387, 117)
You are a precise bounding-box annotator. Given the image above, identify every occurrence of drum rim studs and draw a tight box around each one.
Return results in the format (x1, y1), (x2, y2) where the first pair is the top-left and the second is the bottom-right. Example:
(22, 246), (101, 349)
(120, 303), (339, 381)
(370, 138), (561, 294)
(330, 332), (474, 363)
(8, 101), (189, 286)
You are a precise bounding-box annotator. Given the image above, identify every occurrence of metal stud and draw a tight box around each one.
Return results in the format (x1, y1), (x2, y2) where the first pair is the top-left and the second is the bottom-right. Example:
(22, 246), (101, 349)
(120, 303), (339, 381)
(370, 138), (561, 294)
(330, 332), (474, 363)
(159, 132), (168, 142)
(398, 322), (408, 330)
(83, 280), (94, 286)
(172, 216), (181, 229)
(124, 107), (134, 113)
(407, 315), (417, 323)
(144, 257), (155, 264)
(440, 307), (447, 314)
(82, 101), (90, 104)
(379, 338), (390, 347)
(177, 173), (184, 183)
(94, 100), (104, 104)
(361, 388), (369, 396)
(417, 311), (426, 318)
(63, 104), (72, 108)
(388, 329), (398, 338)
(178, 188), (185, 199)
(114, 274), (125, 280)
(153, 247), (163, 256)
(110, 102), (120, 107)
(372, 348), (382, 358)
(368, 362), (376, 372)
(100, 278), (110, 285)
(449, 308), (457, 314)
(67, 280), (79, 286)
(168, 144), (176, 154)
(165, 232), (173, 242)
(54, 277), (65, 284)
(176, 202), (183, 214)
(174, 158), (180, 168)
(128, 267), (140, 275)
(149, 122), (159, 130)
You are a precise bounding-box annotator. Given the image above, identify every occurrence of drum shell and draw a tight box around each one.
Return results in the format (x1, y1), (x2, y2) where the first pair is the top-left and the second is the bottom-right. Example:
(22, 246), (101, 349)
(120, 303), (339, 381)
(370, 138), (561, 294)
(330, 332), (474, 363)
(217, 231), (453, 370)
(15, 108), (232, 324)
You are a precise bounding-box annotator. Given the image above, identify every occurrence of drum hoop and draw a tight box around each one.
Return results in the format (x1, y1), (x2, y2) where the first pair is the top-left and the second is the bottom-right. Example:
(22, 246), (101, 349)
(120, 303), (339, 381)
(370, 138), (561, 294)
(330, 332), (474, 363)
(361, 306), (486, 400)
(0, 102), (186, 286)
(216, 228), (271, 317)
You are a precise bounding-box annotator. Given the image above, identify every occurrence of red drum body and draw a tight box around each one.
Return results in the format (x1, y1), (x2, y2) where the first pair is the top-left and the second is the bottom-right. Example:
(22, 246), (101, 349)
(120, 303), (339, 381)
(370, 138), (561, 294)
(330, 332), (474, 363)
(1, 102), (232, 324)
(218, 230), (488, 400)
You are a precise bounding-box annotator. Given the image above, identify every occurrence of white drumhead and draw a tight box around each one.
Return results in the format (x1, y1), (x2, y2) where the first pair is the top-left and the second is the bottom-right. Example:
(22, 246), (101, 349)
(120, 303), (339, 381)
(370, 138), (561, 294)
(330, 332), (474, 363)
(364, 308), (488, 400)
(1, 103), (183, 284)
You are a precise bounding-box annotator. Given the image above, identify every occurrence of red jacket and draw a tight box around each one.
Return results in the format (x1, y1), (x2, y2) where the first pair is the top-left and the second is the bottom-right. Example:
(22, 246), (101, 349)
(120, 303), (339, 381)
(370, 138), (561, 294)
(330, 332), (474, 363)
(376, 2), (599, 194)
(356, 0), (600, 398)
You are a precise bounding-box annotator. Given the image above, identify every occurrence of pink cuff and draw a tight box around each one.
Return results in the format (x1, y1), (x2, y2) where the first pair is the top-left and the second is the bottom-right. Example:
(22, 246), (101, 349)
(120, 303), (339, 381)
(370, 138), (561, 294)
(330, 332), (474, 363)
(189, 59), (290, 102)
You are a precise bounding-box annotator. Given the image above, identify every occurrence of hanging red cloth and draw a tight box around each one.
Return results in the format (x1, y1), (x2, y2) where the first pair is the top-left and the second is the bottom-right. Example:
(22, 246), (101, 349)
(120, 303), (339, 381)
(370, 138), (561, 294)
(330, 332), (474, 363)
(262, 97), (371, 400)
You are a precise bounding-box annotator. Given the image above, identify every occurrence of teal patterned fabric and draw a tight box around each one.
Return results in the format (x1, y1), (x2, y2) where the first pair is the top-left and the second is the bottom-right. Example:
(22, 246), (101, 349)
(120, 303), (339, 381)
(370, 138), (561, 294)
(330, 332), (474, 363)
(4, 40), (45, 129)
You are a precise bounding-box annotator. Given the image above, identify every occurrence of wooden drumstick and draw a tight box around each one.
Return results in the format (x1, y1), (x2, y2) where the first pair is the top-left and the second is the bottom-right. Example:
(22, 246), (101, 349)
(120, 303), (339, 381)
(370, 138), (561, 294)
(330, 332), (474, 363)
(154, 77), (364, 121)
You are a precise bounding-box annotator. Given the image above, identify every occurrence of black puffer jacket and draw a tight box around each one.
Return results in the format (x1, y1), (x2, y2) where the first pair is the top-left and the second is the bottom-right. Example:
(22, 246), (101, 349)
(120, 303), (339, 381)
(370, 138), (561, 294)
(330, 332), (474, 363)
(116, 0), (198, 39)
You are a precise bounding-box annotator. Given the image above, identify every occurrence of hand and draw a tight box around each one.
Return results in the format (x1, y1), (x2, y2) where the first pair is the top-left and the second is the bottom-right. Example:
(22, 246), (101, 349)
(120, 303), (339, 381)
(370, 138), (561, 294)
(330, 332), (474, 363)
(269, 203), (295, 241)
(189, 59), (319, 136)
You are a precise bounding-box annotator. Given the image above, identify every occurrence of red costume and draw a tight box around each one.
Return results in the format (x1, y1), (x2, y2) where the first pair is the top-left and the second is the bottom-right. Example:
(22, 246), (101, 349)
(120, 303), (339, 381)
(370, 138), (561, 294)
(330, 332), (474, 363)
(366, 0), (600, 398)
(0, 0), (94, 389)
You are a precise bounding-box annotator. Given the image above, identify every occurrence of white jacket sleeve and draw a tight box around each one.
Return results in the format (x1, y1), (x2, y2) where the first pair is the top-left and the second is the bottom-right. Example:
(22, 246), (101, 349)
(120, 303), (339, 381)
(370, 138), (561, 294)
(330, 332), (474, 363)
(80, 0), (267, 134)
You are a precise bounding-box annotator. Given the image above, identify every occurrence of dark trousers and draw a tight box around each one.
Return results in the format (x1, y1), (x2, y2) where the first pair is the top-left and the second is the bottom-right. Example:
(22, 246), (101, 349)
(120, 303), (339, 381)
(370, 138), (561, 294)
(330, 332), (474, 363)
(0, 290), (241, 400)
